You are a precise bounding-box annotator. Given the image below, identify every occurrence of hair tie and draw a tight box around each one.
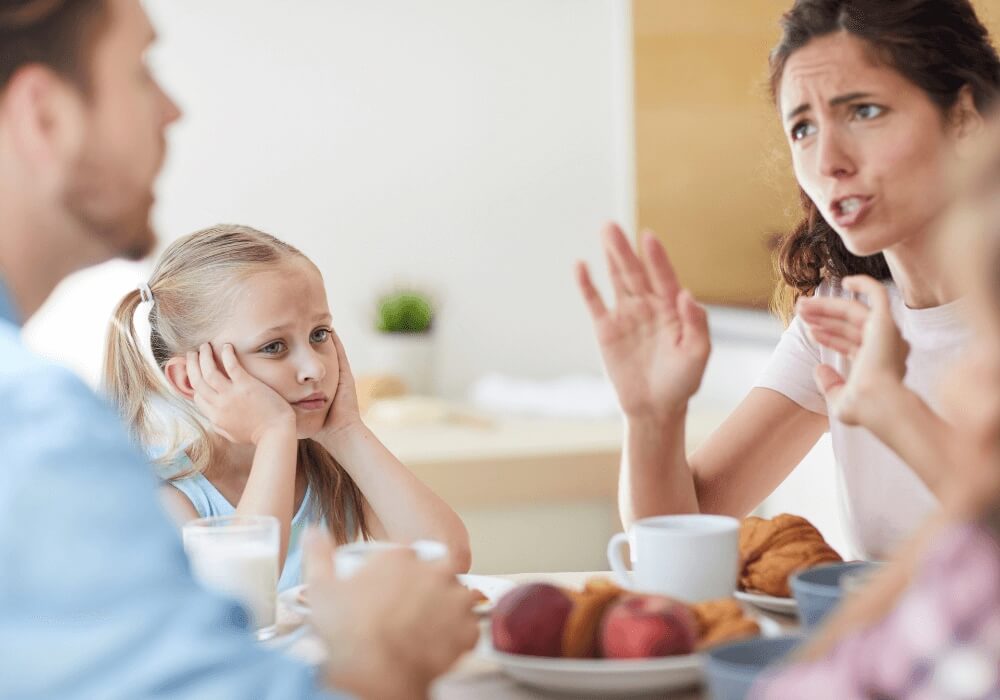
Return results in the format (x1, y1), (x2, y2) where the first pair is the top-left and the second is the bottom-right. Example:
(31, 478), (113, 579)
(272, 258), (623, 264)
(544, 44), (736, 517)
(138, 282), (154, 305)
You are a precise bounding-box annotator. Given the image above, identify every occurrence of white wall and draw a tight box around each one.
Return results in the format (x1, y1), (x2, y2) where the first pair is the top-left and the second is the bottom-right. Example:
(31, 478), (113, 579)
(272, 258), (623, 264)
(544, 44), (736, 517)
(19, 0), (847, 555)
(25, 0), (630, 397)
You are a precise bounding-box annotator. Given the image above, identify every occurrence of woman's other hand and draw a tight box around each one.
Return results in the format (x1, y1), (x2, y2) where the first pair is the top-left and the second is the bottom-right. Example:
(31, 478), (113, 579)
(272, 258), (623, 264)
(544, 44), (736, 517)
(798, 275), (910, 427)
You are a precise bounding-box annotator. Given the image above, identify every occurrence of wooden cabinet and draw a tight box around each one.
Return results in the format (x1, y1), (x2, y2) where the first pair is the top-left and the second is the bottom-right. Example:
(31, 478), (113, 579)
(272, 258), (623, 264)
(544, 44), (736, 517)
(633, 0), (1000, 308)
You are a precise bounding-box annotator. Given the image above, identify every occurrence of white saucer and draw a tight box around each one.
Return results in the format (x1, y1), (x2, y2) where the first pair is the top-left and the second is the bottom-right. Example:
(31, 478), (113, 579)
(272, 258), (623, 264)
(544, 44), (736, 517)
(278, 574), (517, 618)
(734, 590), (798, 615)
(457, 574), (517, 615)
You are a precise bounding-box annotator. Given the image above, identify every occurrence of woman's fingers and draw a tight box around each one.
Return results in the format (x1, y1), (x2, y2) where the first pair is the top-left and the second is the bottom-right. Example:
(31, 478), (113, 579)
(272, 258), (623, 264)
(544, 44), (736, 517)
(677, 289), (709, 353)
(842, 275), (891, 317)
(642, 231), (681, 304)
(603, 222), (653, 297)
(813, 364), (845, 401)
(809, 326), (858, 356)
(601, 225), (630, 304)
(797, 296), (870, 327)
(576, 261), (608, 320)
(802, 316), (864, 346)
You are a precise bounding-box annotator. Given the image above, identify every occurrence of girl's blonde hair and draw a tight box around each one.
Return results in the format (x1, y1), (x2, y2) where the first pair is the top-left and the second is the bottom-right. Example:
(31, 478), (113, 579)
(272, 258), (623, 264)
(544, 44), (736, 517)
(103, 224), (369, 543)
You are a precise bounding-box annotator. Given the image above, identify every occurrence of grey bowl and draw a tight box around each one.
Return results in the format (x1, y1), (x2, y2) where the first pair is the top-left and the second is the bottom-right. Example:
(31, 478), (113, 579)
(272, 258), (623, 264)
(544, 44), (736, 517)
(704, 635), (802, 700)
(789, 561), (873, 629)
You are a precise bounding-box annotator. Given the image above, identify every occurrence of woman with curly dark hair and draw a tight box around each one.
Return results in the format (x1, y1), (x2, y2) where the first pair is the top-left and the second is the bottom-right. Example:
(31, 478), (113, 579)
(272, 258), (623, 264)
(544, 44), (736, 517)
(578, 0), (1000, 560)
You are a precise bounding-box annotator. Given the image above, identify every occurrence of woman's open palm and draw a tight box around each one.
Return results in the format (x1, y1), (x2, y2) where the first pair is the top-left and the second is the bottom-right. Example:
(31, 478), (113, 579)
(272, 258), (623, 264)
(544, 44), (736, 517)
(577, 223), (710, 420)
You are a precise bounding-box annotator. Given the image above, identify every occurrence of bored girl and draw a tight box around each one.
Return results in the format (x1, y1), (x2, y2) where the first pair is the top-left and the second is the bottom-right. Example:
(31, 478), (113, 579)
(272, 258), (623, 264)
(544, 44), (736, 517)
(103, 224), (471, 589)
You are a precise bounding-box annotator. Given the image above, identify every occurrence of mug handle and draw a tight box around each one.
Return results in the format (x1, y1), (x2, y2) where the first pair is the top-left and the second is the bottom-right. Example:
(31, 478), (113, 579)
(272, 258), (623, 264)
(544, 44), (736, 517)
(606, 532), (633, 589)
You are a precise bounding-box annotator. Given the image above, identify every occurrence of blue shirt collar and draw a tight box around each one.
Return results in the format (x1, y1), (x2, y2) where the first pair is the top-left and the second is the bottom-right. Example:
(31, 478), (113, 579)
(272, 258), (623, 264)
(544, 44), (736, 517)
(0, 277), (23, 327)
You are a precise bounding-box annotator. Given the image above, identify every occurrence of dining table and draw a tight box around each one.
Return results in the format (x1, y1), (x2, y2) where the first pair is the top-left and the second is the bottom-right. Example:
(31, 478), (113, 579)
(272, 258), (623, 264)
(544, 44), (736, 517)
(273, 571), (800, 699)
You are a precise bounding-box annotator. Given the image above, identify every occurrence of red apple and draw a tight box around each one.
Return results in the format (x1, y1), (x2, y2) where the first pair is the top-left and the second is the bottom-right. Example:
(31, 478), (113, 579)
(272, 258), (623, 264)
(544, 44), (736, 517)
(491, 583), (574, 657)
(599, 593), (698, 658)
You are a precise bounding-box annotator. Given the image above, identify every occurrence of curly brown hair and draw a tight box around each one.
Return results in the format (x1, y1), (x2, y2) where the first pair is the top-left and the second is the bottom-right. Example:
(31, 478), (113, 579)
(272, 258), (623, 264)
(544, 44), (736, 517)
(769, 0), (1000, 320)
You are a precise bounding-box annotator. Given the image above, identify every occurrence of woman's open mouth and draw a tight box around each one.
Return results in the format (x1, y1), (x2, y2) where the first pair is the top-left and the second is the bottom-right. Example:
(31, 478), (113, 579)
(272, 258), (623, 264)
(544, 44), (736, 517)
(829, 195), (874, 228)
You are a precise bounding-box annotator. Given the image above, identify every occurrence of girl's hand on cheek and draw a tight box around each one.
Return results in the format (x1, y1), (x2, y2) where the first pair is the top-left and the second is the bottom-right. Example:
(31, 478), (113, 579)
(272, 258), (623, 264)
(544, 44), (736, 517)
(317, 331), (364, 444)
(186, 343), (296, 445)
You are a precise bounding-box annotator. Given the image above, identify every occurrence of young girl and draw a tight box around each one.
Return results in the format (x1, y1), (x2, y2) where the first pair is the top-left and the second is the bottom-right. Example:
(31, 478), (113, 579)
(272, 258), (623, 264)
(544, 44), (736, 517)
(103, 224), (471, 589)
(752, 123), (1000, 698)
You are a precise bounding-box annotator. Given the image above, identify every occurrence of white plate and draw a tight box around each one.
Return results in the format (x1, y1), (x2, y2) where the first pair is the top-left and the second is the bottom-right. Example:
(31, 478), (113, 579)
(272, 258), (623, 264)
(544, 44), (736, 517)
(485, 645), (702, 696)
(734, 590), (798, 615)
(278, 574), (516, 618)
(457, 574), (517, 615)
(483, 610), (783, 696)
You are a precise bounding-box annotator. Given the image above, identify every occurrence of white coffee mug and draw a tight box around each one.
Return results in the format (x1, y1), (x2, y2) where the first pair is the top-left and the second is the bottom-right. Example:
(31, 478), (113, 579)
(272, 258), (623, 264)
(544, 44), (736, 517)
(607, 514), (739, 602)
(334, 539), (449, 579)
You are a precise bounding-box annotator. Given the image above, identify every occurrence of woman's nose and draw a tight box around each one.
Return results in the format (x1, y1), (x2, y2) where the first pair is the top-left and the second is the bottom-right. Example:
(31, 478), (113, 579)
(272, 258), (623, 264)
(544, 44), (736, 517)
(816, 126), (856, 180)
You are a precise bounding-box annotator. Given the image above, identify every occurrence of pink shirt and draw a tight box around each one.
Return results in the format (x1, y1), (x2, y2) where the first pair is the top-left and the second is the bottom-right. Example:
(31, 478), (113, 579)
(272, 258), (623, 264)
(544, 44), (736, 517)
(754, 522), (1000, 699)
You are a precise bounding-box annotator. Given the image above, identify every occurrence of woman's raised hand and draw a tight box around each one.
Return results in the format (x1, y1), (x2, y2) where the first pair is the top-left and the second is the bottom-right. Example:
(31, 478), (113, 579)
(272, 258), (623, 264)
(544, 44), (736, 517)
(576, 223), (710, 421)
(186, 343), (296, 445)
(797, 275), (910, 426)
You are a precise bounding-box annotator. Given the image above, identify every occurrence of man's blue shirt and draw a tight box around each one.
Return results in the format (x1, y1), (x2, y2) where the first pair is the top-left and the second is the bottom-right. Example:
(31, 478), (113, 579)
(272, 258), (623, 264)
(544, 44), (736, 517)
(0, 285), (344, 699)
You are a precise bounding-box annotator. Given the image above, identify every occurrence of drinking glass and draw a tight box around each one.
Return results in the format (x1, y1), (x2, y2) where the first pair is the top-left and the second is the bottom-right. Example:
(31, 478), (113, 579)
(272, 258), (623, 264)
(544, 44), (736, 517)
(183, 515), (280, 640)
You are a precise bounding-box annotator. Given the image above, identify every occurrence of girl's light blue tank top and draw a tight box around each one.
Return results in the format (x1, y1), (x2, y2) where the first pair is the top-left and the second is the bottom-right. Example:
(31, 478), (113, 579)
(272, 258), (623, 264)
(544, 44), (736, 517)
(163, 454), (350, 591)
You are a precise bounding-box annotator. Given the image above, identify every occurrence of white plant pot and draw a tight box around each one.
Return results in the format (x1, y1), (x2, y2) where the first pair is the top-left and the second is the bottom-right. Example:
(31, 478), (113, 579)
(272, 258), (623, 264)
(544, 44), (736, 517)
(366, 332), (435, 395)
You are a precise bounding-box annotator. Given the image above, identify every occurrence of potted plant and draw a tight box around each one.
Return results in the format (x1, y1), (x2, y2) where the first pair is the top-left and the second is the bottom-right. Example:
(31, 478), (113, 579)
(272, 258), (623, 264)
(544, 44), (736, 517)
(368, 288), (436, 394)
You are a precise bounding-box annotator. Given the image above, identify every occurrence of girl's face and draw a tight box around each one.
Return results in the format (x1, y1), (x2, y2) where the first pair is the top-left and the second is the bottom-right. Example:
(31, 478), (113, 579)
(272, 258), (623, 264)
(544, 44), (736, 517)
(780, 32), (960, 256)
(209, 257), (340, 439)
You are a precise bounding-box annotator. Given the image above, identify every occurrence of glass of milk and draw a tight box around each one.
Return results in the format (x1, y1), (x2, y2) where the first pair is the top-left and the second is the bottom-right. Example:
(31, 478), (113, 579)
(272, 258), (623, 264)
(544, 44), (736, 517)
(183, 515), (280, 640)
(334, 539), (449, 579)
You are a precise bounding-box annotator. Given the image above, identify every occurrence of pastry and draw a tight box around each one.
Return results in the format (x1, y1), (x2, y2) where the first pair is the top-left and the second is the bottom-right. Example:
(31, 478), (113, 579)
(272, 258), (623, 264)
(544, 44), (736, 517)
(689, 598), (760, 650)
(560, 578), (625, 658)
(739, 514), (842, 597)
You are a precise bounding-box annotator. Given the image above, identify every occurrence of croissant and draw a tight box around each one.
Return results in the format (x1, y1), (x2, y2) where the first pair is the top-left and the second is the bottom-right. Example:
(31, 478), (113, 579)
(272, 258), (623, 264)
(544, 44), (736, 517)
(738, 514), (842, 597)
(560, 579), (625, 658)
(689, 597), (760, 650)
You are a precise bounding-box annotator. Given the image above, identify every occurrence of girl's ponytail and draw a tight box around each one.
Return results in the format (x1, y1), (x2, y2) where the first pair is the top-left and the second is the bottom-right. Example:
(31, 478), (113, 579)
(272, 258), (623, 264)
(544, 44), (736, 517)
(102, 289), (161, 444)
(101, 286), (214, 477)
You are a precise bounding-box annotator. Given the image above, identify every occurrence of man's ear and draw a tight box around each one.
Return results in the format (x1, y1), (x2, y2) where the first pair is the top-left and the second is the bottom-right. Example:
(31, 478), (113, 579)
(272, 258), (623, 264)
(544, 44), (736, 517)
(164, 356), (195, 400)
(0, 64), (87, 172)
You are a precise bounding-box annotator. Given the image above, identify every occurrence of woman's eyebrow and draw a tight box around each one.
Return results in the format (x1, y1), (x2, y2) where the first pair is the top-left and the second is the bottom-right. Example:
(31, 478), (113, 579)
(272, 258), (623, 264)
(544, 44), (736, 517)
(784, 91), (875, 121)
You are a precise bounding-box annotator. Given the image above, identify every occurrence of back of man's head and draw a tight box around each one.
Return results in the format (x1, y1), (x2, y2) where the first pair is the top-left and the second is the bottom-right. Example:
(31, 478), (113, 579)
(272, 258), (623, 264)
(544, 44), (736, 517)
(0, 0), (179, 318)
(0, 0), (109, 94)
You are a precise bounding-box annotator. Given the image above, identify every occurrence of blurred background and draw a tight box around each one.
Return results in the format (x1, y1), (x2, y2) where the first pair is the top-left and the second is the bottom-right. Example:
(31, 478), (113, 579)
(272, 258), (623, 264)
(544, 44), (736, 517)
(23, 0), (1000, 573)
